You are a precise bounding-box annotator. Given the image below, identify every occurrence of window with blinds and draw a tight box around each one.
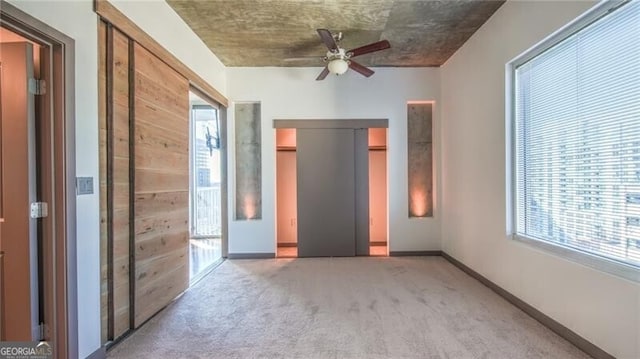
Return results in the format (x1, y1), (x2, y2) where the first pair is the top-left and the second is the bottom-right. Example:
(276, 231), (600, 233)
(513, 1), (640, 268)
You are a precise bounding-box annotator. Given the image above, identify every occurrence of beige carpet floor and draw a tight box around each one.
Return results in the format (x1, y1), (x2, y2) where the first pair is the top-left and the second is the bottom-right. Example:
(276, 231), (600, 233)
(108, 257), (589, 359)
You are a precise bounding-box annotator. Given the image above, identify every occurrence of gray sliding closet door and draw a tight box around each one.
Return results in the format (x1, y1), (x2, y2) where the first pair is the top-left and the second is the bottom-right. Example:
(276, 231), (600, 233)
(354, 129), (370, 256)
(297, 128), (356, 257)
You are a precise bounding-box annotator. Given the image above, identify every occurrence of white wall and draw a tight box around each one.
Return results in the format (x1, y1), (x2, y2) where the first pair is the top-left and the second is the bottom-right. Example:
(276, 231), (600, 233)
(440, 1), (640, 358)
(5, 0), (227, 357)
(227, 67), (441, 254)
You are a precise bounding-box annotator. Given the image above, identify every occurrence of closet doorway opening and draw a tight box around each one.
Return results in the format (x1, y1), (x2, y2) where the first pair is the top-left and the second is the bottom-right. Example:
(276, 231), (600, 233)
(275, 120), (388, 258)
(368, 128), (388, 256)
(276, 129), (297, 258)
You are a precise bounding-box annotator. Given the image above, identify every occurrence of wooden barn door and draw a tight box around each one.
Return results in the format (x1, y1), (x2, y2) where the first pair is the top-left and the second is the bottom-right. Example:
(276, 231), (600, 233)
(98, 2), (228, 339)
(132, 43), (190, 327)
(102, 25), (132, 340)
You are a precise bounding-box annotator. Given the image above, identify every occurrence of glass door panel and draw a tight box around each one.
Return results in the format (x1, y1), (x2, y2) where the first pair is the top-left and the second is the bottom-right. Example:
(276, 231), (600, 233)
(189, 99), (222, 280)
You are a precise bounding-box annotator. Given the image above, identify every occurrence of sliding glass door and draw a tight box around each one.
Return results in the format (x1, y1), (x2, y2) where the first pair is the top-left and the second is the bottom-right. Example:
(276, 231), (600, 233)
(189, 100), (222, 280)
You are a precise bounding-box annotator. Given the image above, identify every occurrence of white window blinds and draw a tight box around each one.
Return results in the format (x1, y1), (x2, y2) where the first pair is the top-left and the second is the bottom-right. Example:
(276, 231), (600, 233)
(514, 1), (640, 267)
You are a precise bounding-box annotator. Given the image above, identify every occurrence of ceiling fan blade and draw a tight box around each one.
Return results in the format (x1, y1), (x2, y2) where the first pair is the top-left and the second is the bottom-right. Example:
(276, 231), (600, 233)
(316, 67), (330, 81)
(317, 28), (338, 51)
(349, 60), (374, 77)
(348, 40), (391, 58)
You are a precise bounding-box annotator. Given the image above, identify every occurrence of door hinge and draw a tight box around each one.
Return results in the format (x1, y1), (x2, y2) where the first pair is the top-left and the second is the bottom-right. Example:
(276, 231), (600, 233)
(28, 78), (46, 95)
(30, 202), (48, 219)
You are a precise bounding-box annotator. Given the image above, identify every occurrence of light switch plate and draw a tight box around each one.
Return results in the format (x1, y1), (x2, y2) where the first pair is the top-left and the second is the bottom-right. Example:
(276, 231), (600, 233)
(76, 177), (94, 195)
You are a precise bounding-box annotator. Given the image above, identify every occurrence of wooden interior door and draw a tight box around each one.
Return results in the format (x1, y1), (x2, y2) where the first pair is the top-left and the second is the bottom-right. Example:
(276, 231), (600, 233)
(0, 41), (4, 340)
(111, 27), (132, 338)
(133, 43), (190, 327)
(0, 42), (38, 340)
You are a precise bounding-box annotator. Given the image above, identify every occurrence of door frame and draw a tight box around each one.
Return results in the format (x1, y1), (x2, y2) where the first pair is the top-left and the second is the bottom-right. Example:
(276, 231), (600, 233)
(0, 2), (77, 358)
(191, 86), (229, 258)
(274, 119), (388, 129)
(189, 101), (221, 239)
(273, 119), (388, 256)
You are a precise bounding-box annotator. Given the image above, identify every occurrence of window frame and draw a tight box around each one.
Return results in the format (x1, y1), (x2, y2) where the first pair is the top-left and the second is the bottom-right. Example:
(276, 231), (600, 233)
(506, 0), (640, 282)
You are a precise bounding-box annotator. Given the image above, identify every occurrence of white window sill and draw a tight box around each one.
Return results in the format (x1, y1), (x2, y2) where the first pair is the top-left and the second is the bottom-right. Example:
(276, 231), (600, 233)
(512, 234), (640, 283)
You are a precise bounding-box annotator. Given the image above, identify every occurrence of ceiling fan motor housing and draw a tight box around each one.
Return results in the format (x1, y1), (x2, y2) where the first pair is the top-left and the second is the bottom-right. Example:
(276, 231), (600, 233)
(325, 48), (348, 62)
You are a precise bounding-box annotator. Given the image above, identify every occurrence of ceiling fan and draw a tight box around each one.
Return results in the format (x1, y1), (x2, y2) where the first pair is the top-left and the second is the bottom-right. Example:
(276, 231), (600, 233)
(287, 29), (391, 81)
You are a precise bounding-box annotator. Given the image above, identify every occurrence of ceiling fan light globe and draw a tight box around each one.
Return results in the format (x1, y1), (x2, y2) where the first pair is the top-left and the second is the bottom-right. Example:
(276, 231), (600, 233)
(328, 59), (349, 75)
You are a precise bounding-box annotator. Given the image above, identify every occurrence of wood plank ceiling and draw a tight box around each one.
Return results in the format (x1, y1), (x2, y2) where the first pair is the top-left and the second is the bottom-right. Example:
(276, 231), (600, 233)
(167, 0), (504, 67)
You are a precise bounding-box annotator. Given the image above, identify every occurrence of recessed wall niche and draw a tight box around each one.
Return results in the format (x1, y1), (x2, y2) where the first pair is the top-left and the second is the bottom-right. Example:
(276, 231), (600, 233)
(235, 102), (262, 220)
(407, 102), (433, 218)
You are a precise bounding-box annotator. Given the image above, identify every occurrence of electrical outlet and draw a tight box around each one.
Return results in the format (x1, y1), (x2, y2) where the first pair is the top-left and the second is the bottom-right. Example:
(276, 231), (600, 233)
(76, 177), (94, 195)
